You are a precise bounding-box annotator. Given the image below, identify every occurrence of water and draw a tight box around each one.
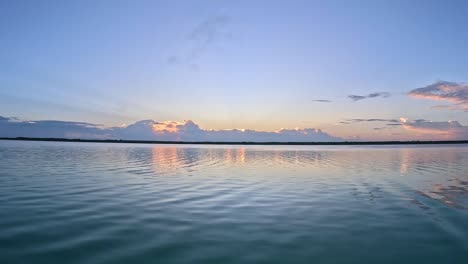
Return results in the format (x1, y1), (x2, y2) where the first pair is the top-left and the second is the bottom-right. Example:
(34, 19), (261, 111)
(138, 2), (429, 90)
(0, 141), (467, 264)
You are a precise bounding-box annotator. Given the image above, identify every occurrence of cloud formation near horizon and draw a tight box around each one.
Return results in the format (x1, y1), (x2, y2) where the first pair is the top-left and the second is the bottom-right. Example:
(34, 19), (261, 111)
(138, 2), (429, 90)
(312, 99), (331, 103)
(348, 92), (390, 101)
(0, 117), (110, 139)
(400, 118), (468, 139)
(408, 81), (468, 111)
(0, 116), (341, 142)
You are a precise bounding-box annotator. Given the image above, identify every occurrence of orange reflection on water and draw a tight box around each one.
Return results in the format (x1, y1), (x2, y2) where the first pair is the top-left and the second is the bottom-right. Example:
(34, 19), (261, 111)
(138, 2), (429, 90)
(223, 147), (247, 164)
(150, 146), (250, 174)
(151, 146), (180, 174)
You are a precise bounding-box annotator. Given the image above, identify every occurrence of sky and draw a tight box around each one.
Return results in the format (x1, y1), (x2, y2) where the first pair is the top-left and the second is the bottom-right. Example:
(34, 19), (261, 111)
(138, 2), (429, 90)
(1, 0), (468, 141)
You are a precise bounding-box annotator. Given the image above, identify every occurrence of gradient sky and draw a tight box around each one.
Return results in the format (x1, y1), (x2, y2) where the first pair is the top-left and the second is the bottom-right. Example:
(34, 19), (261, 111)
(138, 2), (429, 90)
(1, 0), (468, 141)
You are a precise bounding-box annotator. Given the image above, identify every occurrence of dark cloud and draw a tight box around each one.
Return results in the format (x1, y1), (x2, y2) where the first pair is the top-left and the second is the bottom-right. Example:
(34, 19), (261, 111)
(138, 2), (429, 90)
(413, 119), (429, 123)
(0, 117), (341, 142)
(348, 92), (390, 101)
(347, 95), (366, 101)
(408, 81), (468, 111)
(0, 117), (109, 139)
(312, 99), (331, 103)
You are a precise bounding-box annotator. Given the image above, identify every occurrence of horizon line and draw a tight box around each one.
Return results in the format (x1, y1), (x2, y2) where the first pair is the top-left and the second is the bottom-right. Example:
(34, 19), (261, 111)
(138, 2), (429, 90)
(1, 137), (468, 146)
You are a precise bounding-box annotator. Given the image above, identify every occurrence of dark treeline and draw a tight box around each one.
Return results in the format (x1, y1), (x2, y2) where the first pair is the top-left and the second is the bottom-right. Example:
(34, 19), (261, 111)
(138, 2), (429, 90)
(1, 137), (467, 146)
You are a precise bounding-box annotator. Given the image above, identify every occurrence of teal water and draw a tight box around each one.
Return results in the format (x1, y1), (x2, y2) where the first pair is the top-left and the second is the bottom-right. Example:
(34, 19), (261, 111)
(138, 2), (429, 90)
(0, 141), (467, 264)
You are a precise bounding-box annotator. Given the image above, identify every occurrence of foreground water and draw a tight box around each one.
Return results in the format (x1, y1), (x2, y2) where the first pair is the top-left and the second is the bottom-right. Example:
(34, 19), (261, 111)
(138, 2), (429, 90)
(0, 141), (467, 263)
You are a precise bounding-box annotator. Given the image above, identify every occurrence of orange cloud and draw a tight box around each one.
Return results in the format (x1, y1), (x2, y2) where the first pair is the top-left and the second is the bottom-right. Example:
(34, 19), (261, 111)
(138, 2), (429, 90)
(152, 121), (183, 133)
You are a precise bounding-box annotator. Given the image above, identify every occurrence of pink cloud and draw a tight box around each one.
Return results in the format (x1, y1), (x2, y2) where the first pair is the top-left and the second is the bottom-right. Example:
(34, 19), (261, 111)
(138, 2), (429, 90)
(400, 118), (468, 140)
(408, 81), (468, 111)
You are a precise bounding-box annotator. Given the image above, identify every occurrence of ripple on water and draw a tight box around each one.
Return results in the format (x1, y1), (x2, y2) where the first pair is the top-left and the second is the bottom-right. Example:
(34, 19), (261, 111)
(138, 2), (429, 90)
(0, 141), (467, 264)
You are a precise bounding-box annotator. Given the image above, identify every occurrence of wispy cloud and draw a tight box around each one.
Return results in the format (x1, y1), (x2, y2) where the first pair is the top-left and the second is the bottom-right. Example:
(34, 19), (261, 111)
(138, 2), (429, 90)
(348, 92), (390, 101)
(188, 15), (230, 43)
(312, 99), (331, 103)
(0, 116), (341, 142)
(339, 118), (400, 125)
(431, 105), (459, 110)
(168, 14), (230, 69)
(408, 81), (468, 111)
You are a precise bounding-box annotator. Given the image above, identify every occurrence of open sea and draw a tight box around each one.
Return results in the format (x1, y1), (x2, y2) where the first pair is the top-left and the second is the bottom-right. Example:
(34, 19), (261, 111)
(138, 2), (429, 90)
(0, 140), (467, 263)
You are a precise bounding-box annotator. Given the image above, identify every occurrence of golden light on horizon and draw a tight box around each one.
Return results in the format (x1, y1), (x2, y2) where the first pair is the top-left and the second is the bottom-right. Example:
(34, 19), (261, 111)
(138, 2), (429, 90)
(152, 121), (182, 133)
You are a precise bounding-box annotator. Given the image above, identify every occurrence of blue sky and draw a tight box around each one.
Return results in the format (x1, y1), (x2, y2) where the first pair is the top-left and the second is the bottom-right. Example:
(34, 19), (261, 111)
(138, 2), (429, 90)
(1, 0), (467, 140)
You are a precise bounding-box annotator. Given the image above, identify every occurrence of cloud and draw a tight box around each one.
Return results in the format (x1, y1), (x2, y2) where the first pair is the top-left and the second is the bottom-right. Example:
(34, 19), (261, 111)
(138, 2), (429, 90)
(312, 99), (331, 103)
(168, 14), (230, 69)
(400, 118), (468, 139)
(0, 116), (110, 139)
(0, 116), (341, 142)
(113, 120), (341, 142)
(339, 118), (400, 125)
(408, 81), (468, 111)
(431, 104), (458, 110)
(348, 92), (390, 101)
(188, 15), (230, 43)
(386, 123), (402, 126)
(347, 95), (366, 101)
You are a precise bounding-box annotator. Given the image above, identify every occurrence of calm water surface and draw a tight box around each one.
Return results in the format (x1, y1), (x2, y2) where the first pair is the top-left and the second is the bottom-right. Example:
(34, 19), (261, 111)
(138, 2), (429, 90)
(0, 141), (467, 263)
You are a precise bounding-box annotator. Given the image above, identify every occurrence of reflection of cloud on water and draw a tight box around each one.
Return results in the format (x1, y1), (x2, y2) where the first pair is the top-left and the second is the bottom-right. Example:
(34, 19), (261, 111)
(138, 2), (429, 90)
(393, 147), (468, 209)
(149, 147), (251, 175)
(398, 148), (412, 175)
(419, 178), (468, 209)
(129, 145), (468, 210)
(151, 147), (180, 174)
(224, 148), (246, 164)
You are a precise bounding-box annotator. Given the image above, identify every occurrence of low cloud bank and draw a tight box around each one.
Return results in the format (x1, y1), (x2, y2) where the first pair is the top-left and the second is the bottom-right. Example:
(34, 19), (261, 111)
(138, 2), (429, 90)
(0, 116), (341, 142)
(0, 117), (110, 139)
(400, 118), (468, 139)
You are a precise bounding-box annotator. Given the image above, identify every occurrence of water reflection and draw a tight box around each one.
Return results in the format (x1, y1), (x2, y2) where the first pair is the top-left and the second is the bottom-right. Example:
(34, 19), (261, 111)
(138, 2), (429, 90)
(147, 146), (332, 173)
(151, 146), (179, 174)
(143, 145), (468, 209)
(419, 178), (468, 209)
(0, 141), (467, 264)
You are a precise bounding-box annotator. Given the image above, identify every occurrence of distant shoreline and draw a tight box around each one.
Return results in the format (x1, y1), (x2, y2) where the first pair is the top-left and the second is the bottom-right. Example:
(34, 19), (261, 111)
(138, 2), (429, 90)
(1, 137), (467, 146)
